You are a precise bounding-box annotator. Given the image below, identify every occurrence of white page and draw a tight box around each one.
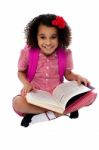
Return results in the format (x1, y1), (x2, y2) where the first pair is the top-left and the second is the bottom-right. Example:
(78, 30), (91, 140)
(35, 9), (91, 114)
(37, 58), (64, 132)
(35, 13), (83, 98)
(53, 81), (91, 106)
(26, 90), (62, 108)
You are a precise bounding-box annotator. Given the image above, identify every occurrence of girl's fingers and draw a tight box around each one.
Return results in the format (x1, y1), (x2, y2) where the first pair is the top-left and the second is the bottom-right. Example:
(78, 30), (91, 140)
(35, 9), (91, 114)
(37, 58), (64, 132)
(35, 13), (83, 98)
(76, 76), (81, 85)
(21, 89), (27, 96)
(77, 79), (81, 85)
(76, 76), (90, 87)
(21, 85), (37, 96)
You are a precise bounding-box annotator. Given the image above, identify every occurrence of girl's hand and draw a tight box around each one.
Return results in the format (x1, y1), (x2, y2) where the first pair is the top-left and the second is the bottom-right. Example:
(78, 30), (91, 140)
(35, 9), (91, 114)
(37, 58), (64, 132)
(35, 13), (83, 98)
(74, 74), (90, 86)
(20, 83), (36, 96)
(65, 71), (90, 87)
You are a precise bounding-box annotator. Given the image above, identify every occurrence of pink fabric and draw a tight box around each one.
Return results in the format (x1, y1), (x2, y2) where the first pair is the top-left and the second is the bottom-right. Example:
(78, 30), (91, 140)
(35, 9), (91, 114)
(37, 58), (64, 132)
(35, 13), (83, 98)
(18, 46), (73, 93)
(64, 91), (97, 114)
(27, 48), (73, 82)
(27, 48), (40, 82)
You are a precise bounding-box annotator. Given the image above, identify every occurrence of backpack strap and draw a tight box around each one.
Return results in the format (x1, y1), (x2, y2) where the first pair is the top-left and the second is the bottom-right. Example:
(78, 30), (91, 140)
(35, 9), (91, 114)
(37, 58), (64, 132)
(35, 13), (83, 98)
(57, 48), (67, 82)
(27, 48), (40, 81)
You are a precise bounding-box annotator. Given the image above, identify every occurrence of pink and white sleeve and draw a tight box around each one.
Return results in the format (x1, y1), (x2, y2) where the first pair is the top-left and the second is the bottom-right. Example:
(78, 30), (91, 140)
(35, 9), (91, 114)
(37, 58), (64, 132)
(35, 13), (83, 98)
(18, 45), (29, 71)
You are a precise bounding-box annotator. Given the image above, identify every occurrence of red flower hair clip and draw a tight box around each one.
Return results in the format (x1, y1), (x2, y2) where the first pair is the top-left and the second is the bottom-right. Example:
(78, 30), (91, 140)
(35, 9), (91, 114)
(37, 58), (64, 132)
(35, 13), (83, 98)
(52, 16), (66, 29)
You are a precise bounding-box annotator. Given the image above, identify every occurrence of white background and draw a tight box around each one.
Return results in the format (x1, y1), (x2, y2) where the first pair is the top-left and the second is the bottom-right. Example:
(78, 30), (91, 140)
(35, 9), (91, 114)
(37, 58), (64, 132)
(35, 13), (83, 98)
(0, 0), (99, 149)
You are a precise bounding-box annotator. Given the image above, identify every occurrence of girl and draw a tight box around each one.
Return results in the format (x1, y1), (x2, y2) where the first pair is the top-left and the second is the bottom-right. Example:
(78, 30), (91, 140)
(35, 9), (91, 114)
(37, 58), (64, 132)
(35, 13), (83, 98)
(12, 14), (93, 127)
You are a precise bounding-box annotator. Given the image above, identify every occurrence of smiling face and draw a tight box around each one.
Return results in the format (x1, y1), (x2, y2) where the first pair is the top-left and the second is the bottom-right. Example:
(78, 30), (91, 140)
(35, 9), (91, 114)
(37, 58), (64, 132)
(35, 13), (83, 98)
(37, 24), (59, 55)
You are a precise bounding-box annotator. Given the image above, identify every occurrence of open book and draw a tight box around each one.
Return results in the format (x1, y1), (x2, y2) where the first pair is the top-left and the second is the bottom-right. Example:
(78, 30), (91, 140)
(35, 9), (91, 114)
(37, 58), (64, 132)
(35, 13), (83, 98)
(25, 81), (94, 114)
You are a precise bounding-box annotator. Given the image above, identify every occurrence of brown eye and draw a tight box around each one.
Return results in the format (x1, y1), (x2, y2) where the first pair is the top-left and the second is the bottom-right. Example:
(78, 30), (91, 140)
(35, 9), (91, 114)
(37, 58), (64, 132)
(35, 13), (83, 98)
(51, 36), (57, 39)
(40, 36), (45, 39)
(40, 37), (45, 39)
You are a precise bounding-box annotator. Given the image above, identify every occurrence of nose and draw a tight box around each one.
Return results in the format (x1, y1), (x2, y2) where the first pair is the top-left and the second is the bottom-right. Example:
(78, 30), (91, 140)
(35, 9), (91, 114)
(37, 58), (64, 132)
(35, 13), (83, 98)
(46, 39), (51, 46)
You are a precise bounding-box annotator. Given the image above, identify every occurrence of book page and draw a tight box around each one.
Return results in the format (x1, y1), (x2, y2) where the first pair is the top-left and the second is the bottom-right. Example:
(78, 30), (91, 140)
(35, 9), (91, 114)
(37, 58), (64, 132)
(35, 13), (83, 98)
(26, 90), (63, 113)
(53, 81), (92, 107)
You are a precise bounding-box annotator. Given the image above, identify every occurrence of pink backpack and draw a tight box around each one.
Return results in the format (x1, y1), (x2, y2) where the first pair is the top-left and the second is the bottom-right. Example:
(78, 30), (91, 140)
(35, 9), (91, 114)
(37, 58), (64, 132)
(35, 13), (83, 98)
(27, 48), (68, 82)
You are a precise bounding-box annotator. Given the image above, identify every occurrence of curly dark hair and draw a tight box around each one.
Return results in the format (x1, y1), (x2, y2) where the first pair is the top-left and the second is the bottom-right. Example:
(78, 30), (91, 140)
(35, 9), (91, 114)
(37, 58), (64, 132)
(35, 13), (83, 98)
(24, 14), (71, 48)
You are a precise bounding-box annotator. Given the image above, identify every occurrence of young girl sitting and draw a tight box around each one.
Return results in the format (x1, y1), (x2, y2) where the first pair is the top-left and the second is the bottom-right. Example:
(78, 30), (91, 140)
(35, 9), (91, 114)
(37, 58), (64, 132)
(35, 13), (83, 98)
(12, 14), (95, 127)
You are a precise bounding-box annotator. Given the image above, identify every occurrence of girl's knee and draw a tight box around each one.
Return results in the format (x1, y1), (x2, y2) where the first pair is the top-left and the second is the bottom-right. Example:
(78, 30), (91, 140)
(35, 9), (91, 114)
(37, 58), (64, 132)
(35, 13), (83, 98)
(12, 96), (26, 116)
(12, 95), (25, 111)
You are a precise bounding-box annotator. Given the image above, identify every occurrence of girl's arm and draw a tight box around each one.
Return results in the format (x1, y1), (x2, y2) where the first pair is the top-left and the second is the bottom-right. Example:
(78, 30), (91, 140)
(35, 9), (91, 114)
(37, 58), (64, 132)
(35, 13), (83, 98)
(64, 70), (90, 86)
(18, 71), (30, 86)
(18, 71), (35, 96)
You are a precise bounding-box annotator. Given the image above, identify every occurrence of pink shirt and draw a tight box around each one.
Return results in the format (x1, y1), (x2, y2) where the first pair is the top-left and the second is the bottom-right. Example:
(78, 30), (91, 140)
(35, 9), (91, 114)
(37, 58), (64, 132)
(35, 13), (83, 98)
(18, 46), (73, 93)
